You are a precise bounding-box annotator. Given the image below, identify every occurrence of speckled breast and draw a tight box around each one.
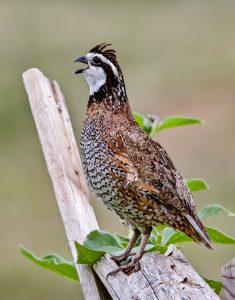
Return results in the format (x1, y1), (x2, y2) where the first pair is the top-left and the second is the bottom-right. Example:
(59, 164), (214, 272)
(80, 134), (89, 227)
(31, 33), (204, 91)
(80, 119), (126, 216)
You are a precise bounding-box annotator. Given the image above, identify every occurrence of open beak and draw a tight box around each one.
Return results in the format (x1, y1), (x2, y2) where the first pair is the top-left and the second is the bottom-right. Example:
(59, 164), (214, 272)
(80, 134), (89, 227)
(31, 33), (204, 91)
(74, 56), (88, 74)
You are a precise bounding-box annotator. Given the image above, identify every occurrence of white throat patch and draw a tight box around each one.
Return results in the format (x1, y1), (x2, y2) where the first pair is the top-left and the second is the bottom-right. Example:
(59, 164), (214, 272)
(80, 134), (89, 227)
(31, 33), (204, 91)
(84, 65), (107, 95)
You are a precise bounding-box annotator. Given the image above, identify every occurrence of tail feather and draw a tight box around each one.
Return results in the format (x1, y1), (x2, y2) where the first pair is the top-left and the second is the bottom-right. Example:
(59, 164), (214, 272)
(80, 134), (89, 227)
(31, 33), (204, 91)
(185, 214), (214, 250)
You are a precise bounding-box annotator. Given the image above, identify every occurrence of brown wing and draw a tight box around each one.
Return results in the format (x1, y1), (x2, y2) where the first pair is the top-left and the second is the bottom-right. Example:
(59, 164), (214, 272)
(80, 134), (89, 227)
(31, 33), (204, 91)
(106, 125), (196, 215)
(103, 120), (213, 249)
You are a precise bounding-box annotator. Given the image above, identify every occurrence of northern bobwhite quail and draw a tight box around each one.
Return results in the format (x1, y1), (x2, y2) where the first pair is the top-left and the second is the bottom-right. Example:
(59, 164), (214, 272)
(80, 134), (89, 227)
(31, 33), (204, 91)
(74, 43), (213, 276)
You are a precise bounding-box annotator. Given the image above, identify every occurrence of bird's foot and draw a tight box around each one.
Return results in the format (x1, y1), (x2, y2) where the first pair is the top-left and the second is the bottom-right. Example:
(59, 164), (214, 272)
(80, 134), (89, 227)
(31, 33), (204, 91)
(107, 256), (141, 277)
(110, 252), (134, 264)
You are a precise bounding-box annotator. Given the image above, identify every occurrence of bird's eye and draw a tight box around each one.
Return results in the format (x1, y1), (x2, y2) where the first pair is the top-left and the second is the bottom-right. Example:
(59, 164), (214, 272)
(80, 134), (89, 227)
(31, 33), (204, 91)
(93, 57), (102, 65)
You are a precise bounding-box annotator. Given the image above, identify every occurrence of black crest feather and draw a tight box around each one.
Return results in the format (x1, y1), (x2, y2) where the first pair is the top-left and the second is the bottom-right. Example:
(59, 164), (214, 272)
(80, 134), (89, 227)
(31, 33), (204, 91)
(89, 43), (120, 72)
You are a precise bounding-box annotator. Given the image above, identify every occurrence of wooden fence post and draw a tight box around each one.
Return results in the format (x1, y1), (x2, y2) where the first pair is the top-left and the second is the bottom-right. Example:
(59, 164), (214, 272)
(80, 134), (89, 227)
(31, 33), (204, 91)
(221, 258), (235, 300)
(22, 68), (220, 300)
(23, 68), (109, 300)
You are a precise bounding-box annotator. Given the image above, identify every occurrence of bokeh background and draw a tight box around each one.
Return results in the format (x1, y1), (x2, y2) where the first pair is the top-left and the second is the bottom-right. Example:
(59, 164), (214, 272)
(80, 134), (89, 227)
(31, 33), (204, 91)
(1, 0), (235, 299)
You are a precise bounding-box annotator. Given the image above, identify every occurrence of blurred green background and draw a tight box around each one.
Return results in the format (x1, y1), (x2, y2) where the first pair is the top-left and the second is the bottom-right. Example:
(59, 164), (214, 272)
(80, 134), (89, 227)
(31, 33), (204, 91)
(1, 0), (235, 299)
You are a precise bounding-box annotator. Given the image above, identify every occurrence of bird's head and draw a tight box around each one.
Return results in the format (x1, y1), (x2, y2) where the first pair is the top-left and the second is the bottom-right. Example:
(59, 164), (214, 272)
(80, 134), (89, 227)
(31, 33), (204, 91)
(74, 43), (126, 99)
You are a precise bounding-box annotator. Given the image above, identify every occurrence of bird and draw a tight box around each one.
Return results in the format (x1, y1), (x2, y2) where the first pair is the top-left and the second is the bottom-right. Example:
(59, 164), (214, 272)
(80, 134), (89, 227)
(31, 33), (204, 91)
(74, 43), (213, 276)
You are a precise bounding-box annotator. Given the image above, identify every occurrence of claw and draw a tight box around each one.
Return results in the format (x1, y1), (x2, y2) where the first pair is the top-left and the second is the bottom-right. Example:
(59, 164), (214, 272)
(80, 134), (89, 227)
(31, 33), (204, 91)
(107, 230), (151, 278)
(110, 252), (134, 264)
(107, 257), (141, 277)
(125, 266), (135, 276)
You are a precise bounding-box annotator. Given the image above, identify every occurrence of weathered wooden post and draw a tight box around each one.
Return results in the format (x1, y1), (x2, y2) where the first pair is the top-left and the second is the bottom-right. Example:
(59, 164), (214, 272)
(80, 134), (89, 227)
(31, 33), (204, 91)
(23, 68), (220, 300)
(221, 258), (235, 300)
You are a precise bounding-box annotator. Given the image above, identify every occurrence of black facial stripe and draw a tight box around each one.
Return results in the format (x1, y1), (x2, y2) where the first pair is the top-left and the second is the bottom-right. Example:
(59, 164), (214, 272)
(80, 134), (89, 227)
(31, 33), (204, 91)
(101, 62), (118, 88)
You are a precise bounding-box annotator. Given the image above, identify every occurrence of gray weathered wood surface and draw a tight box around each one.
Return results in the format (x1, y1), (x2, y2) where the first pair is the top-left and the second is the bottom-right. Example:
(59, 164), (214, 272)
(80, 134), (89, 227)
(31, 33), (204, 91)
(23, 68), (220, 300)
(222, 258), (235, 300)
(95, 245), (220, 300)
(23, 68), (110, 300)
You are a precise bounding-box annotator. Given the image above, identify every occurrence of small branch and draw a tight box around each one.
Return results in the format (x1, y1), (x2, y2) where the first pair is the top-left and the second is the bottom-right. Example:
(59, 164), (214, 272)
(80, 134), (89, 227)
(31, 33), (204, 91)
(22, 68), (220, 300)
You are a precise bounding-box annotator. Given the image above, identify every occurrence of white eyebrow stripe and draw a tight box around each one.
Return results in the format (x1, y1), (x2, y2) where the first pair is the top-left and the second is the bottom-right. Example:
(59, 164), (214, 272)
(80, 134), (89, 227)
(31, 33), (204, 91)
(86, 52), (119, 77)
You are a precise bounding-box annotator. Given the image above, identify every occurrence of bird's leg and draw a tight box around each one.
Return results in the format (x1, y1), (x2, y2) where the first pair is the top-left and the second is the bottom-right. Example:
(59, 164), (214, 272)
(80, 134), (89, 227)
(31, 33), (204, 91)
(108, 229), (151, 277)
(111, 228), (140, 263)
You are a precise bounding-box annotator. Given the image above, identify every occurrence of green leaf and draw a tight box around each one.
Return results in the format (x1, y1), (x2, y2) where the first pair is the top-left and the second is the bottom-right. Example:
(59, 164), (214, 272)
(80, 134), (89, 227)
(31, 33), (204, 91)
(187, 178), (209, 192)
(133, 112), (144, 128)
(115, 234), (130, 247)
(149, 120), (160, 137)
(133, 113), (203, 137)
(19, 245), (79, 281)
(165, 231), (193, 245)
(201, 275), (222, 295)
(147, 243), (169, 254)
(84, 230), (123, 254)
(75, 241), (104, 264)
(161, 227), (176, 245)
(206, 226), (235, 244)
(133, 114), (159, 136)
(131, 243), (154, 254)
(147, 122), (158, 136)
(154, 224), (168, 232)
(157, 116), (203, 131)
(149, 227), (160, 244)
(199, 204), (235, 219)
(159, 225), (235, 246)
